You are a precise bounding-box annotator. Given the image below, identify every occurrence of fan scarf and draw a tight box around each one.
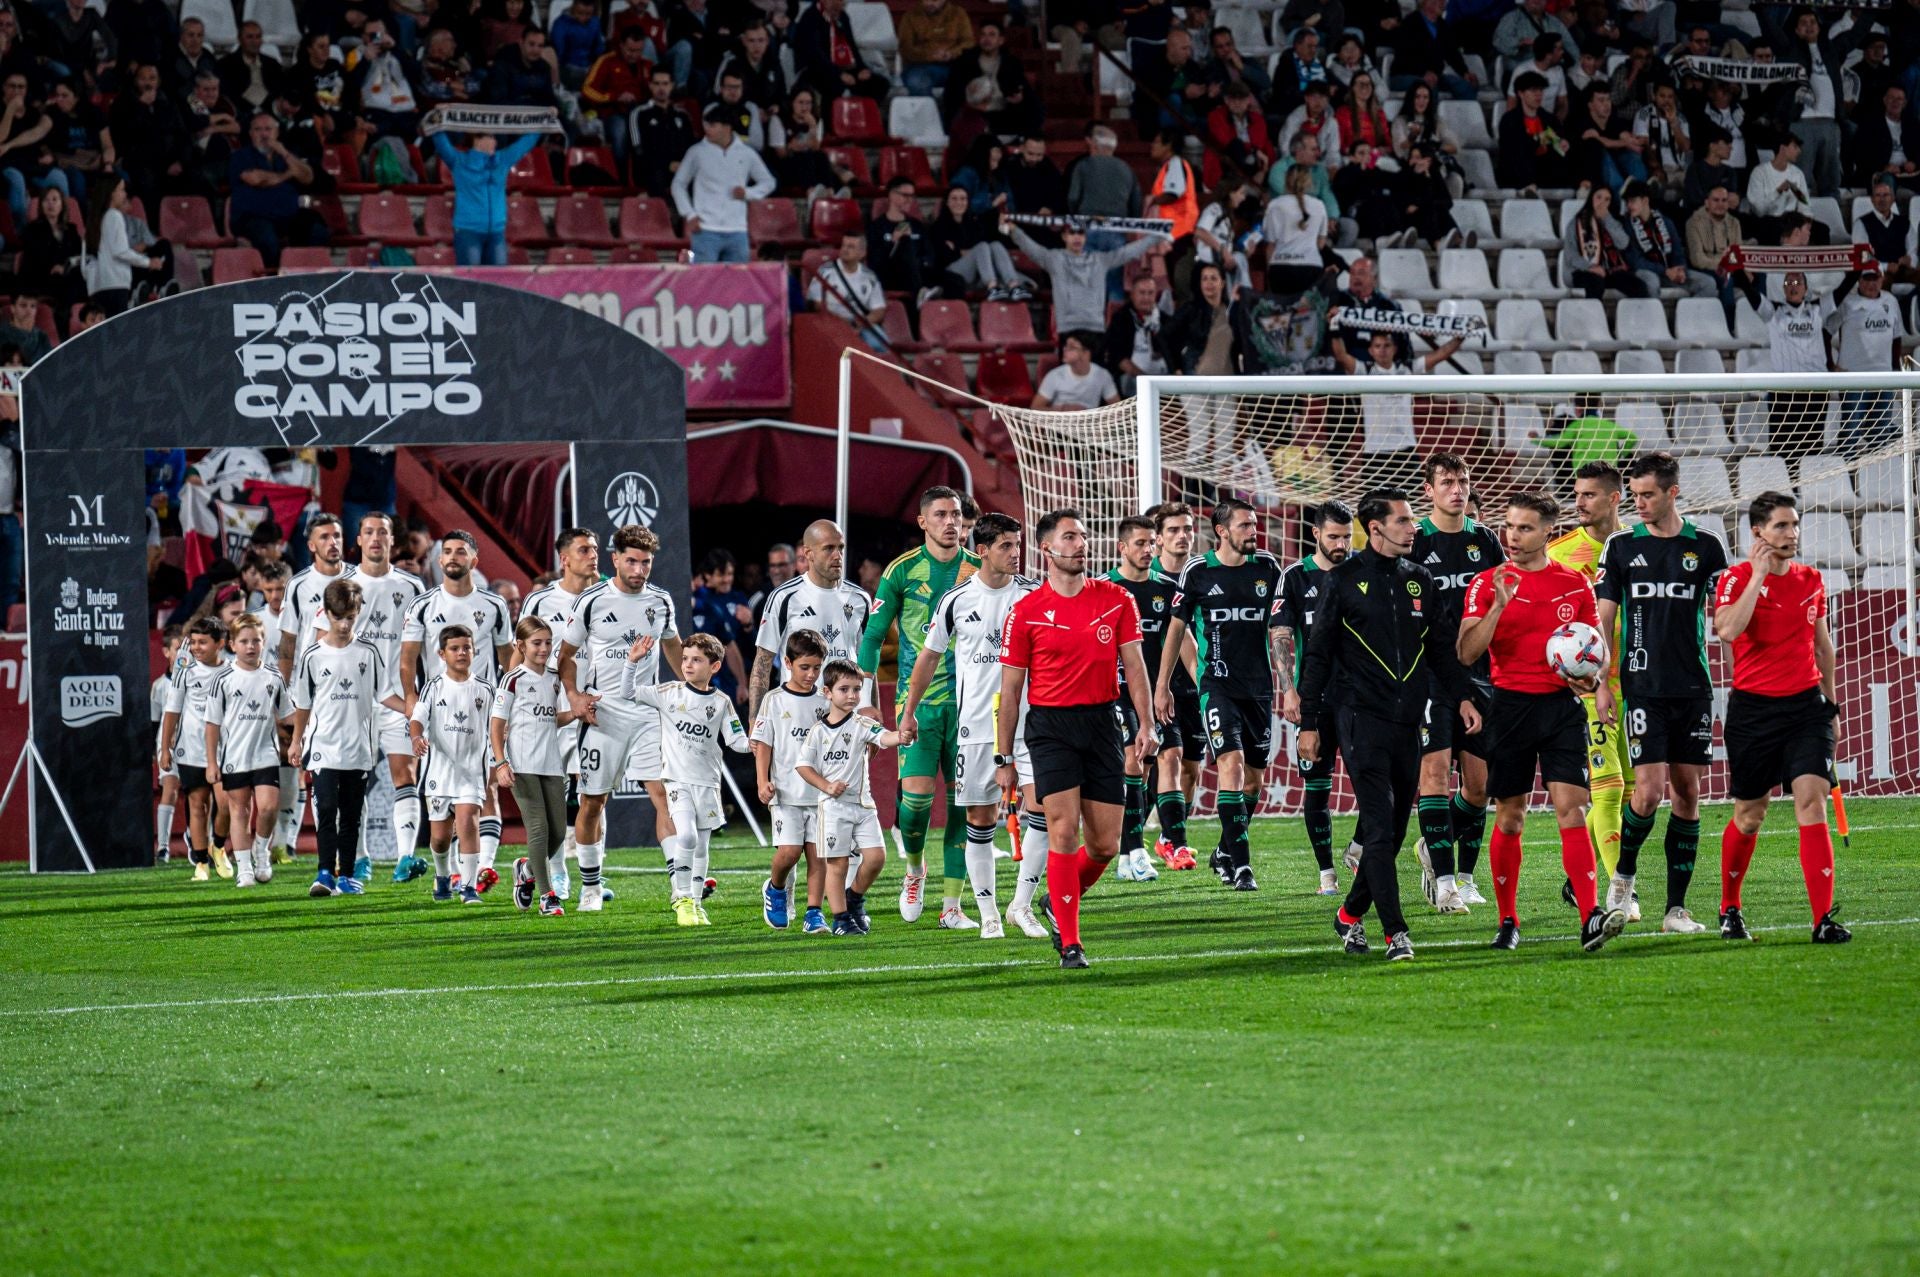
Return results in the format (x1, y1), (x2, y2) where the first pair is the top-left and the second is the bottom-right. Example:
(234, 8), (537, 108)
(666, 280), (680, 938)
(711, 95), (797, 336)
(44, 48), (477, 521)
(1672, 56), (1805, 85)
(1004, 213), (1175, 239)
(1330, 307), (1485, 337)
(420, 105), (563, 136)
(1719, 243), (1875, 273)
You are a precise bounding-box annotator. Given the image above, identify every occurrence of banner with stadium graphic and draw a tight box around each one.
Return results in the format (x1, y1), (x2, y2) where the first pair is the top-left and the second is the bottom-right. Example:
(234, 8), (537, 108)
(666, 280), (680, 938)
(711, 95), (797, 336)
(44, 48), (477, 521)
(457, 264), (792, 410)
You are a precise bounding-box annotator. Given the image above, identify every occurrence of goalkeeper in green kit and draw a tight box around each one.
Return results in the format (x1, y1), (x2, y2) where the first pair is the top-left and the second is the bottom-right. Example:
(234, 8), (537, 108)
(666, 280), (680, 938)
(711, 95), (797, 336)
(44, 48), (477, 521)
(857, 486), (982, 927)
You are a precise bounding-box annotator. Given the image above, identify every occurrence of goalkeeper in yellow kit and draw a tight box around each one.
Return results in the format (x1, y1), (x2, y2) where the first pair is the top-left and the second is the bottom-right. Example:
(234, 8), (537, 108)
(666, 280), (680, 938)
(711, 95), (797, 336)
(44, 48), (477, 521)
(1547, 460), (1639, 920)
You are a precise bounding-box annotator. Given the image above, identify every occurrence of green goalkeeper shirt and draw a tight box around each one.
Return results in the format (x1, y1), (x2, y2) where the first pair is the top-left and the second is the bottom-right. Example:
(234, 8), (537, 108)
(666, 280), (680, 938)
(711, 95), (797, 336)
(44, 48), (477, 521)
(857, 544), (981, 706)
(1541, 415), (1638, 469)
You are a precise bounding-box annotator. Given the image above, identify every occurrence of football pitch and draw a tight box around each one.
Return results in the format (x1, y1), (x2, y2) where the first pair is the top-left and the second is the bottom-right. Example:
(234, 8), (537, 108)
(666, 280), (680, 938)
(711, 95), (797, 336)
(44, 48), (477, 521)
(3, 801), (1917, 1275)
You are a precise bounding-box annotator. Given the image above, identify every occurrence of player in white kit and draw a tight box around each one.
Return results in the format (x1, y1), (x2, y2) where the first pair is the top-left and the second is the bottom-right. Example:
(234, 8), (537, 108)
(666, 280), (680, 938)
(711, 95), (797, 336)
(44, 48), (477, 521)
(410, 626), (498, 905)
(747, 519), (875, 720)
(557, 524), (683, 913)
(161, 615), (235, 881)
(152, 625), (184, 863)
(798, 660), (903, 935)
(900, 512), (1040, 940)
(518, 526), (603, 898)
(752, 628), (830, 932)
(619, 632), (752, 926)
(205, 614), (294, 888)
(275, 513), (351, 677)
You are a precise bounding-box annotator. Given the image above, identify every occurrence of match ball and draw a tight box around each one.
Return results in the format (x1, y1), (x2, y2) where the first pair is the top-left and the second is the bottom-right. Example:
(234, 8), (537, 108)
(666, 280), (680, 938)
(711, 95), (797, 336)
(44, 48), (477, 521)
(1545, 622), (1605, 681)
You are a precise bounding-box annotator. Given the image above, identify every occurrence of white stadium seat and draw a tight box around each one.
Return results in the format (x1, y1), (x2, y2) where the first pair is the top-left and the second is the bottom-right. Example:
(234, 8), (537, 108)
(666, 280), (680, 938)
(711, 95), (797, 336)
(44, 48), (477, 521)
(1860, 512), (1917, 564)
(1734, 347), (1771, 375)
(1496, 248), (1556, 297)
(1732, 399), (1770, 451)
(1671, 400), (1734, 454)
(244, 0), (302, 52)
(1498, 198), (1557, 247)
(1733, 298), (1767, 345)
(1800, 513), (1861, 569)
(1436, 297), (1489, 330)
(1439, 99), (1495, 149)
(1551, 349), (1604, 376)
(1821, 568), (1852, 595)
(1737, 455), (1795, 501)
(1494, 299), (1550, 346)
(847, 2), (898, 53)
(1216, 8), (1274, 57)
(1616, 298), (1678, 349)
(182, 0), (239, 47)
(1861, 566), (1913, 589)
(1808, 196), (1848, 244)
(1617, 400), (1673, 451)
(888, 97), (947, 147)
(1439, 248), (1495, 295)
(1432, 349), (1487, 374)
(1673, 348), (1726, 375)
(1678, 456), (1735, 509)
(1503, 400), (1548, 450)
(1798, 456), (1861, 511)
(1614, 349), (1666, 375)
(1097, 54), (1133, 105)
(1554, 298), (1616, 349)
(1456, 149), (1498, 194)
(1689, 513), (1732, 549)
(1857, 456), (1913, 509)
(1378, 247), (1438, 298)
(1494, 350), (1545, 377)
(1451, 198), (1496, 244)
(1675, 298), (1735, 347)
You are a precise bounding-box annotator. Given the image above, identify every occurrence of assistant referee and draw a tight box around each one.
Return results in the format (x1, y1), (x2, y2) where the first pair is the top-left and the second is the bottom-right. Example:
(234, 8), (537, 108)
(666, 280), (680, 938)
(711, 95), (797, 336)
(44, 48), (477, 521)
(998, 508), (1157, 970)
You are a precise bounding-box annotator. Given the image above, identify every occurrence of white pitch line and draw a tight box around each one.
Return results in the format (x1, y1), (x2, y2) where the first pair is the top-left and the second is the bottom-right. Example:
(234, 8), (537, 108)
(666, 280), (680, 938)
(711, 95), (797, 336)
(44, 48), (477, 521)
(6, 917), (1915, 1020)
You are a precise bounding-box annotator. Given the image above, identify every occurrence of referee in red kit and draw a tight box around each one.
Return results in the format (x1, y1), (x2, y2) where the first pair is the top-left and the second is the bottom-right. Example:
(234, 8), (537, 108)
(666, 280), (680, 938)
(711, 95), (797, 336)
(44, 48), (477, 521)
(998, 508), (1158, 969)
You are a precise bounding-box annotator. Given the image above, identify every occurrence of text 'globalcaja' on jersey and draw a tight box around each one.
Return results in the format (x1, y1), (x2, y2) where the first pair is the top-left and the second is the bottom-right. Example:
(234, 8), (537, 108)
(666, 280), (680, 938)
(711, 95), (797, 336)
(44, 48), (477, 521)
(925, 573), (1039, 746)
(755, 574), (875, 664)
(1169, 550), (1285, 699)
(1411, 516), (1504, 689)
(1105, 567), (1189, 691)
(559, 580), (679, 693)
(1594, 519), (1729, 700)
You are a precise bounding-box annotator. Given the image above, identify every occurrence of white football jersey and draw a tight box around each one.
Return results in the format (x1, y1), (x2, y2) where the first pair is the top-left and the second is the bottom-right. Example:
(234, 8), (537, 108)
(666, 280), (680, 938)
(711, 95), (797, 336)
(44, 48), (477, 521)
(751, 683), (829, 806)
(801, 711), (889, 810)
(924, 573), (1039, 748)
(491, 665), (567, 776)
(279, 563), (354, 656)
(314, 564), (425, 671)
(150, 673), (168, 725)
(402, 585), (514, 686)
(291, 638), (392, 771)
(561, 581), (678, 693)
(260, 603), (284, 674)
(412, 673), (497, 785)
(622, 675), (749, 788)
(754, 574), (875, 664)
(164, 653), (232, 767)
(208, 663), (293, 772)
(520, 580), (586, 672)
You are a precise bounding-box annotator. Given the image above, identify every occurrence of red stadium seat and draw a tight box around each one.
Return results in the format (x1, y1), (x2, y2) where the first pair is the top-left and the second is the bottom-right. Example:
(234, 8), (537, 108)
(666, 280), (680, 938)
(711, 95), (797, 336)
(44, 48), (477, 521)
(978, 301), (1049, 352)
(158, 196), (232, 248)
(878, 146), (937, 193)
(507, 147), (562, 193)
(808, 196), (865, 245)
(504, 194), (552, 245)
(323, 143), (374, 192)
(553, 192), (617, 245)
(880, 299), (921, 351)
(969, 408), (1018, 466)
(909, 351), (972, 407)
(916, 299), (980, 351)
(564, 145), (625, 192)
(278, 246), (334, 273)
(212, 246), (266, 284)
(414, 244), (457, 266)
(306, 193), (357, 244)
(618, 196), (685, 248)
(748, 198), (806, 248)
(356, 191), (427, 245)
(829, 96), (885, 143)
(397, 143), (447, 192)
(607, 243), (656, 263)
(824, 146), (875, 194)
(506, 245), (532, 264)
(421, 193), (455, 242)
(974, 350), (1036, 405)
(545, 245), (597, 264)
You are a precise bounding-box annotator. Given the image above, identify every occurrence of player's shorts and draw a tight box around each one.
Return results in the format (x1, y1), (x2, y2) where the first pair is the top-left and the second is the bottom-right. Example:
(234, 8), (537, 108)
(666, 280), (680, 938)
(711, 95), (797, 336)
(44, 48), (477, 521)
(177, 762), (214, 793)
(1201, 691), (1273, 771)
(155, 725), (178, 780)
(665, 781), (726, 832)
(955, 739), (1034, 807)
(578, 696), (653, 796)
(817, 799), (883, 859)
(376, 705), (412, 758)
(1172, 683), (1205, 763)
(897, 699), (959, 782)
(1623, 694), (1713, 768)
(1724, 688), (1834, 802)
(424, 756), (486, 818)
(770, 802), (819, 848)
(1026, 704), (1125, 804)
(220, 766), (281, 790)
(1579, 692), (1630, 794)
(623, 703), (663, 783)
(1483, 688), (1590, 800)
(1297, 709), (1341, 781)
(1421, 680), (1490, 758)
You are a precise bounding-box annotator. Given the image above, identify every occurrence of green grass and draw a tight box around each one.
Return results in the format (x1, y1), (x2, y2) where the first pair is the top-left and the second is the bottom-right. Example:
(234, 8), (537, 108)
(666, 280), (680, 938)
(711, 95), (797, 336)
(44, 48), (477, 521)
(2, 800), (1917, 1275)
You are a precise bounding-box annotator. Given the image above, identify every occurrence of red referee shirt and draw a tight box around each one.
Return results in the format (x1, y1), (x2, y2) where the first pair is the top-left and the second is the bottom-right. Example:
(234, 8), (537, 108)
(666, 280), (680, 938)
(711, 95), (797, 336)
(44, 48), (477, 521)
(1463, 562), (1598, 694)
(1714, 561), (1824, 695)
(1000, 578), (1143, 707)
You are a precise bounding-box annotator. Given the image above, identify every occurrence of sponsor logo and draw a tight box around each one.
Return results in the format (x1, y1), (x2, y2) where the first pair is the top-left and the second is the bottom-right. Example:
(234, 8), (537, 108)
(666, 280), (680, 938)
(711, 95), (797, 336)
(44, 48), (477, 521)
(1434, 571), (1474, 590)
(1557, 602), (1576, 621)
(59, 675), (122, 727)
(604, 471), (660, 528)
(1682, 552), (1700, 573)
(1254, 580), (1268, 598)
(1630, 582), (1698, 600)
(1206, 607), (1268, 623)
(1424, 552), (1441, 564)
(1628, 554), (1648, 568)
(560, 288), (771, 354)
(50, 578), (128, 649)
(1206, 584), (1225, 596)
(1406, 580), (1423, 597)
(1467, 544), (1482, 562)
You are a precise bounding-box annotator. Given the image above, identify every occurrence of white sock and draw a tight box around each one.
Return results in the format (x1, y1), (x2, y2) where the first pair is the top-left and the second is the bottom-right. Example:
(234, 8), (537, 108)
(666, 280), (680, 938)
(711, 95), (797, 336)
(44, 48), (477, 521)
(668, 832), (695, 899)
(459, 850), (480, 886)
(784, 862), (798, 899)
(1013, 816), (1048, 911)
(155, 803), (175, 853)
(691, 835), (709, 888)
(965, 824), (998, 920)
(576, 841), (604, 893)
(431, 847), (450, 876)
(845, 848), (862, 889)
(391, 785), (420, 861)
(942, 894), (960, 913)
(478, 817), (502, 870)
(1438, 873), (1457, 892)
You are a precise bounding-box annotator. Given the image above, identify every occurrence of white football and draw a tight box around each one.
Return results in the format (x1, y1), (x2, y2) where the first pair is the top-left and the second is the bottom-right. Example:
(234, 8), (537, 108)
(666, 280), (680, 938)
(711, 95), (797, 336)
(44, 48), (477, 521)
(1545, 622), (1605, 681)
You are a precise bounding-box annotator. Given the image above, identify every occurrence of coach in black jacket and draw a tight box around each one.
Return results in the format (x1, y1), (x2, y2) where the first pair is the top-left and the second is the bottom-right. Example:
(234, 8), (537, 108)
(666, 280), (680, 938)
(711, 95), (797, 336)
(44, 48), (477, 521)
(1298, 487), (1476, 960)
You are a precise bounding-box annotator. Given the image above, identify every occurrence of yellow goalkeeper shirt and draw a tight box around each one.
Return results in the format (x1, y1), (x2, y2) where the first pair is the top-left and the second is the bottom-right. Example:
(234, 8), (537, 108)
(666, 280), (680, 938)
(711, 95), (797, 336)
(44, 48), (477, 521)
(1548, 524), (1621, 690)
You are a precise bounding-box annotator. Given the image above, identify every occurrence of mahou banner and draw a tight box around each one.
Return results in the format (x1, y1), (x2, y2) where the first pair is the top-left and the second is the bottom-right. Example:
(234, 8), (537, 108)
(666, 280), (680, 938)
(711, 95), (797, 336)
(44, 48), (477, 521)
(457, 264), (791, 409)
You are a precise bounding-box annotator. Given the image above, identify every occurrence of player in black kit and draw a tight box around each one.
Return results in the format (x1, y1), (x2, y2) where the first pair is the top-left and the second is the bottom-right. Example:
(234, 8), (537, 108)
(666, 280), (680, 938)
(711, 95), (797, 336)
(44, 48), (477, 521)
(1107, 516), (1189, 880)
(1278, 500), (1358, 896)
(1408, 454), (1505, 915)
(1149, 502), (1205, 868)
(1154, 499), (1286, 891)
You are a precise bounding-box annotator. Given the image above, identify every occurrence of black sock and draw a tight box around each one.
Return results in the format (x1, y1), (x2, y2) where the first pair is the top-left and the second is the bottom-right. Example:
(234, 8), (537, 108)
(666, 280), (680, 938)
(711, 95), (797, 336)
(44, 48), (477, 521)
(1156, 790), (1188, 848)
(1417, 795), (1456, 878)
(1122, 777), (1147, 854)
(1302, 778), (1333, 871)
(1618, 804), (1656, 878)
(847, 889), (864, 911)
(1451, 793), (1486, 876)
(1218, 791), (1250, 870)
(1664, 816), (1700, 912)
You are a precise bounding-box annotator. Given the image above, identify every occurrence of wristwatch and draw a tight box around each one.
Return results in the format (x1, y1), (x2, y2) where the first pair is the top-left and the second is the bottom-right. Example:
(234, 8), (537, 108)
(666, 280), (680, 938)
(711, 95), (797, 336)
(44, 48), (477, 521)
(993, 753), (1014, 767)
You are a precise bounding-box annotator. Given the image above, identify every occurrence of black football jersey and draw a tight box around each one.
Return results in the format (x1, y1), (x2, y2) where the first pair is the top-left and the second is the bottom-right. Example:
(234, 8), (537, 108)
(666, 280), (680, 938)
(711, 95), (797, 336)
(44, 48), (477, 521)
(1594, 519), (1729, 699)
(1106, 567), (1187, 692)
(1276, 556), (1341, 689)
(1412, 516), (1505, 692)
(1170, 550), (1286, 699)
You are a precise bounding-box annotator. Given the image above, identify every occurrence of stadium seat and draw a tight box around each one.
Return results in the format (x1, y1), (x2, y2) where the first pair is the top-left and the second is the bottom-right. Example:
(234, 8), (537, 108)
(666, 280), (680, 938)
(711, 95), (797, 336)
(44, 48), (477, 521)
(1820, 567), (1852, 594)
(1808, 196), (1848, 244)
(909, 351), (972, 406)
(1438, 99), (1494, 149)
(747, 197), (806, 247)
(969, 408), (1019, 467)
(1497, 198), (1556, 248)
(1502, 400), (1548, 450)
(809, 197), (864, 244)
(158, 195), (232, 248)
(1553, 297), (1615, 349)
(503, 194), (551, 245)
(846, 1), (899, 56)
(421, 193), (455, 241)
(1859, 512), (1915, 564)
(415, 244), (457, 266)
(1733, 347), (1770, 375)
(1800, 513), (1861, 569)
(322, 143), (373, 192)
(888, 97), (948, 148)
(1455, 148), (1498, 194)
(880, 299), (920, 350)
(1493, 350), (1544, 376)
(1857, 456), (1911, 509)
(974, 350), (1036, 404)
(1674, 298), (1735, 347)
(825, 146), (876, 194)
(1798, 456), (1861, 510)
(278, 246), (333, 273)
(1616, 400), (1673, 451)
(1613, 348), (1665, 375)
(544, 245), (597, 264)
(181, 0), (237, 49)
(211, 246), (265, 283)
(978, 300), (1049, 352)
(1216, 7), (1274, 57)
(1615, 298), (1679, 349)
(1096, 52), (1134, 106)
(357, 191), (427, 245)
(1378, 248), (1437, 298)
(244, 0), (301, 52)
(1494, 299), (1551, 347)
(1733, 298), (1767, 345)
(553, 193), (618, 245)
(1737, 455), (1794, 502)
(1678, 456), (1735, 509)
(619, 196), (686, 248)
(1435, 297), (1488, 332)
(1437, 248), (1493, 296)
(1431, 349), (1485, 374)
(507, 148), (563, 194)
(878, 146), (939, 193)
(1670, 401), (1734, 454)
(1673, 348), (1726, 375)
(916, 299), (979, 350)
(564, 145), (623, 192)
(829, 96), (886, 144)
(1861, 565), (1910, 589)
(1732, 399), (1772, 451)
(1450, 198), (1495, 245)
(1551, 349), (1604, 377)
(1495, 248), (1555, 297)
(1690, 513), (1732, 549)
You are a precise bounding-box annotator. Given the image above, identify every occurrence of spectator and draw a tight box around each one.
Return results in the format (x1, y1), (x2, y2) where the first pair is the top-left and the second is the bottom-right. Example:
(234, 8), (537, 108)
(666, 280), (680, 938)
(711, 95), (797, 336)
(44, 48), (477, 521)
(286, 32), (359, 143)
(227, 113), (327, 270)
(941, 19), (1037, 136)
(1068, 124), (1142, 221)
(1605, 40), (1661, 113)
(550, 0), (607, 91)
(583, 28), (653, 168)
(1827, 267), (1906, 455)
(1033, 331), (1120, 410)
(1260, 164), (1331, 292)
(793, 0), (886, 104)
(1321, 253), (1404, 362)
(1633, 82), (1690, 203)
(1499, 72), (1576, 192)
(809, 228), (889, 350)
(1192, 177), (1255, 296)
(671, 103), (776, 263)
(718, 23), (786, 112)
(44, 79), (113, 198)
(712, 69), (767, 151)
(1621, 178), (1714, 300)
(1759, 271), (1832, 459)
(1505, 34), (1570, 122)
(627, 66), (696, 196)
(1271, 26), (1326, 120)
(1695, 78), (1749, 179)
(1204, 25), (1272, 103)
(81, 174), (172, 315)
(348, 19), (425, 141)
(1004, 134), (1064, 214)
(1122, 0), (1176, 87)
(1855, 86), (1918, 192)
(482, 0), (534, 61)
(897, 0), (972, 99)
(1165, 260), (1246, 378)
(1745, 131), (1813, 244)
(434, 128), (541, 265)
(1331, 323), (1464, 381)
(691, 549), (751, 701)
(1200, 79), (1270, 187)
(421, 28), (476, 106)
(1005, 212), (1157, 336)
(163, 17), (221, 105)
(929, 184), (1032, 300)
(1337, 72), (1392, 161)
(767, 86), (853, 195)
(952, 134), (1011, 214)
(1540, 393), (1637, 473)
(1333, 143), (1409, 243)
(1390, 0), (1475, 101)
(485, 25), (561, 109)
(1146, 128), (1200, 282)
(1854, 173), (1917, 286)
(1277, 80), (1343, 172)
(1763, 3), (1867, 198)
(867, 175), (935, 303)
(1047, 0), (1117, 76)
(747, 541), (795, 628)
(16, 186), (86, 329)
(0, 294), (48, 364)
(1392, 81), (1461, 166)
(1267, 132), (1341, 224)
(1146, 27), (1213, 132)
(1562, 183), (1646, 299)
(1847, 33), (1897, 127)
(1570, 82), (1643, 193)
(1393, 141), (1462, 247)
(666, 0), (729, 100)
(1325, 32), (1380, 96)
(1682, 124), (1739, 212)
(49, 0), (117, 94)
(184, 73), (242, 191)
(1104, 275), (1172, 396)
(1685, 182), (1754, 321)
(944, 75), (996, 170)
(1494, 0), (1578, 63)
(218, 24), (287, 116)
(0, 73), (70, 227)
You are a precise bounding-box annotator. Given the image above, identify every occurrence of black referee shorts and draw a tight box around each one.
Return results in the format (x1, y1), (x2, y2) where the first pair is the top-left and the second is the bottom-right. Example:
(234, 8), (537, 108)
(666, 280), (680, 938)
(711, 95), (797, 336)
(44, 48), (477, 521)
(1724, 688), (1834, 801)
(1027, 704), (1127, 805)
(1484, 688), (1589, 800)
(1625, 694), (1714, 768)
(1202, 692), (1274, 770)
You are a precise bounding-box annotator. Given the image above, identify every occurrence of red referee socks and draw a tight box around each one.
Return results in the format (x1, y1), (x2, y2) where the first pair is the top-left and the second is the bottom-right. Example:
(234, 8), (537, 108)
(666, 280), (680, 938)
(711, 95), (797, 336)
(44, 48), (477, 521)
(1720, 823), (1758, 913)
(1798, 823), (1835, 922)
(1046, 847), (1112, 948)
(1073, 846), (1109, 891)
(1489, 827), (1523, 922)
(1559, 825), (1598, 916)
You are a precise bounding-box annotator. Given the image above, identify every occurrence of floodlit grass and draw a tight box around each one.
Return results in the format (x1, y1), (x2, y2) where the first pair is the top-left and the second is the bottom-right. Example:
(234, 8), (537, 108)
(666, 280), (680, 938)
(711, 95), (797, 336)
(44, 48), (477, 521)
(2, 800), (1917, 1275)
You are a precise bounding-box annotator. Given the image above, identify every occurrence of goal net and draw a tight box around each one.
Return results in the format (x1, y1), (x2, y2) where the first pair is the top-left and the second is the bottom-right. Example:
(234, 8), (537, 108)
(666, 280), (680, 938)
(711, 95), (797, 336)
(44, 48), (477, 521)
(988, 370), (1920, 815)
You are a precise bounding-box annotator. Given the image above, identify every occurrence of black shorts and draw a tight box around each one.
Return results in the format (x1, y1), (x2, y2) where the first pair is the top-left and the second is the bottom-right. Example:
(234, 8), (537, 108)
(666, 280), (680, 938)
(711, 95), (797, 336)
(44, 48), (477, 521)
(1298, 710), (1340, 781)
(1625, 694), (1714, 768)
(1120, 688), (1190, 762)
(177, 764), (214, 794)
(1421, 679), (1490, 758)
(1172, 683), (1206, 762)
(221, 766), (281, 790)
(1027, 704), (1127, 805)
(1484, 689), (1590, 800)
(1202, 691), (1273, 770)
(1724, 688), (1834, 801)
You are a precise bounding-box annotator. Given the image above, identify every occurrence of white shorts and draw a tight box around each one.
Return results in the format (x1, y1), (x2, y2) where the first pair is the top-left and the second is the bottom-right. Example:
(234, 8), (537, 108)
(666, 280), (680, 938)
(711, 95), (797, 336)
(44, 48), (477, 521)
(770, 802), (819, 848)
(818, 801), (883, 860)
(955, 740), (1033, 808)
(156, 726), (178, 780)
(376, 705), (411, 758)
(578, 696), (655, 796)
(665, 782), (726, 832)
(424, 754), (486, 818)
